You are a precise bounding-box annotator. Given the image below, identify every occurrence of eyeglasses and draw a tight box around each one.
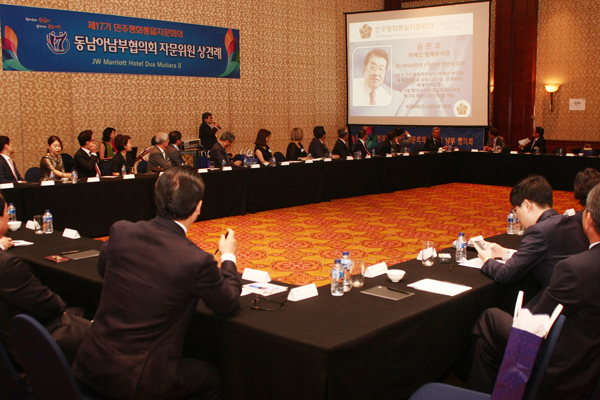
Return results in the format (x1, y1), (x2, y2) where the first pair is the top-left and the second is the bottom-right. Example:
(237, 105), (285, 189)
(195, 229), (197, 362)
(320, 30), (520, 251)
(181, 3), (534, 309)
(251, 295), (286, 312)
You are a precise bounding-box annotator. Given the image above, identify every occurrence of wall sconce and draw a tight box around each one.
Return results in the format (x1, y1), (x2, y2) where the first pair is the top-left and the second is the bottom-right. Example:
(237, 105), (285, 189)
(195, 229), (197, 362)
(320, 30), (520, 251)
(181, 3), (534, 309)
(544, 84), (560, 111)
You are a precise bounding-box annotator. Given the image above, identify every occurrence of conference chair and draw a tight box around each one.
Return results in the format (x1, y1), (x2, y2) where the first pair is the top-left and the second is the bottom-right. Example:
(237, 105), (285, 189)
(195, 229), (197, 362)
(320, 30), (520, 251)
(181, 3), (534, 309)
(408, 314), (566, 400)
(274, 151), (286, 163)
(99, 161), (112, 176)
(11, 314), (113, 400)
(137, 160), (148, 173)
(61, 153), (75, 172)
(0, 338), (34, 400)
(24, 167), (40, 182)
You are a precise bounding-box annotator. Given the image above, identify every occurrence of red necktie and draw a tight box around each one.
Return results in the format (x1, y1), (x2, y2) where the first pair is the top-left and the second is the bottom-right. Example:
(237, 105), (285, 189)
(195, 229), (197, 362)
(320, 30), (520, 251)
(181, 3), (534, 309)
(95, 163), (101, 177)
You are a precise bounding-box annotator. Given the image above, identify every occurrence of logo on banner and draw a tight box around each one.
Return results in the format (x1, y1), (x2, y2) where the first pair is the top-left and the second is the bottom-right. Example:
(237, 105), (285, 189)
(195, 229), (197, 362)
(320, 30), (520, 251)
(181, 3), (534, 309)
(359, 24), (372, 39)
(454, 100), (471, 117)
(46, 31), (70, 55)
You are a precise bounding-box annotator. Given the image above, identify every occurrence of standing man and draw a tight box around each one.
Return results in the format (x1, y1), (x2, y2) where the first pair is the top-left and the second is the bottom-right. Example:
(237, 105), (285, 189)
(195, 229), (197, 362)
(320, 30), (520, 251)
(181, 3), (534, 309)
(74, 130), (100, 178)
(166, 131), (185, 167)
(308, 126), (330, 158)
(210, 132), (242, 167)
(521, 127), (547, 153)
(199, 112), (220, 151)
(148, 132), (172, 173)
(423, 127), (447, 152)
(353, 48), (392, 107)
(468, 183), (600, 399)
(0, 136), (23, 183)
(73, 166), (242, 400)
(332, 128), (351, 159)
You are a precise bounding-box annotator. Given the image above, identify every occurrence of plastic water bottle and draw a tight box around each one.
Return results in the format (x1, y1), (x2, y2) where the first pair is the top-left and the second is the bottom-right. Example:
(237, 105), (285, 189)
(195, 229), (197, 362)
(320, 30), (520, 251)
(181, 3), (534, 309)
(71, 169), (78, 184)
(121, 164), (127, 176)
(341, 251), (352, 292)
(222, 159), (227, 169)
(43, 210), (53, 234)
(507, 210), (516, 234)
(331, 259), (344, 296)
(455, 232), (467, 263)
(7, 203), (16, 222)
(49, 170), (55, 181)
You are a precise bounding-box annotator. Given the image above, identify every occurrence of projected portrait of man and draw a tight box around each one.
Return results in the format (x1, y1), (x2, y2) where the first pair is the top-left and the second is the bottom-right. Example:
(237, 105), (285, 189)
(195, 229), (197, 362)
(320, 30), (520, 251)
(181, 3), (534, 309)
(353, 48), (392, 107)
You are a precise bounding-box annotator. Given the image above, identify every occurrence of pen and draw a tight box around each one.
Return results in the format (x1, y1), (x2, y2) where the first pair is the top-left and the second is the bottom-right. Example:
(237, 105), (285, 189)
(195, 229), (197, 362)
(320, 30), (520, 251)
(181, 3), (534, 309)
(214, 231), (229, 255)
(387, 286), (412, 295)
(61, 250), (80, 255)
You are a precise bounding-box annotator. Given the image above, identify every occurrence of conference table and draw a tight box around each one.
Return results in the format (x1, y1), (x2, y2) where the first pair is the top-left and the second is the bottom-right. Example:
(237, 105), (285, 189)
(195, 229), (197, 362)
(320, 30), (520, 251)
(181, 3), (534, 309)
(2, 151), (598, 238)
(7, 228), (538, 400)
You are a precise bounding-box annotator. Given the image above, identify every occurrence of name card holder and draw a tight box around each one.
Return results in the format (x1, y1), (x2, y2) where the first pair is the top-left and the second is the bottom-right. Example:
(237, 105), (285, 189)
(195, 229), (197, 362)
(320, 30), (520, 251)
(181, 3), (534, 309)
(364, 262), (388, 278)
(62, 228), (81, 239)
(251, 164), (260, 169)
(418, 152), (425, 155)
(471, 149), (479, 153)
(386, 153), (392, 158)
(222, 166), (232, 171)
(87, 177), (100, 183)
(510, 151), (518, 154)
(346, 156), (354, 160)
(287, 283), (319, 302)
(0, 183), (14, 189)
(403, 152), (410, 156)
(123, 174), (135, 179)
(281, 162), (290, 166)
(324, 158), (332, 162)
(242, 268), (271, 283)
(198, 168), (208, 173)
(305, 159), (313, 164)
(41, 180), (55, 186)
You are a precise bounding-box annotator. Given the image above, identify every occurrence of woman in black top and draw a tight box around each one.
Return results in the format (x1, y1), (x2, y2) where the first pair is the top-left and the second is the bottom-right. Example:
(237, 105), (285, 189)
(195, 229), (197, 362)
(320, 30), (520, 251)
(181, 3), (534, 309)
(111, 134), (136, 175)
(254, 129), (273, 164)
(285, 128), (307, 161)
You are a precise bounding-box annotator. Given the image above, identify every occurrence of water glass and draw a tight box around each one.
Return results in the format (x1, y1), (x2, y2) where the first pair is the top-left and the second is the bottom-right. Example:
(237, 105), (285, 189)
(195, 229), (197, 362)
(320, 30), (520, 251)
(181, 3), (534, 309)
(34, 215), (44, 235)
(422, 241), (435, 266)
(351, 259), (365, 288)
(354, 151), (361, 160)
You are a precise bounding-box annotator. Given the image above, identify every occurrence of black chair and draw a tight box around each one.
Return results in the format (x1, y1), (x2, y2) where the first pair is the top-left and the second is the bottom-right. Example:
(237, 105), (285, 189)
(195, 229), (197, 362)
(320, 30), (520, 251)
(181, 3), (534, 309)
(552, 147), (566, 155)
(408, 314), (566, 400)
(274, 151), (286, 163)
(24, 167), (40, 182)
(99, 161), (112, 176)
(61, 153), (75, 172)
(0, 338), (33, 400)
(137, 160), (148, 173)
(501, 146), (512, 154)
(12, 314), (112, 400)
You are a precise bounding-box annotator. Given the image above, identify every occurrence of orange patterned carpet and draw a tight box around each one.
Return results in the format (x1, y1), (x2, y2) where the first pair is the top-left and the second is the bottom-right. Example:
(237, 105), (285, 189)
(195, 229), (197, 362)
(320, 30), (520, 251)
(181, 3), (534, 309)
(180, 183), (581, 288)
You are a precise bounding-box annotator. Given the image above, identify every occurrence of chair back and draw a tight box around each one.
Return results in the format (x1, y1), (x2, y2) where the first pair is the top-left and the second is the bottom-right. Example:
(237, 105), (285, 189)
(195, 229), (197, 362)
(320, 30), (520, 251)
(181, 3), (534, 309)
(274, 152), (286, 163)
(522, 314), (566, 400)
(61, 153), (75, 172)
(24, 167), (40, 183)
(0, 338), (33, 400)
(99, 161), (112, 176)
(137, 160), (148, 173)
(12, 314), (82, 400)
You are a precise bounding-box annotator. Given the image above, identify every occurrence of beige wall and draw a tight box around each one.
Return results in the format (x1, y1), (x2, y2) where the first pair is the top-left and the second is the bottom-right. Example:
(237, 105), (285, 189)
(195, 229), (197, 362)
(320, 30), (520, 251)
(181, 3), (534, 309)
(534, 0), (600, 142)
(0, 0), (383, 173)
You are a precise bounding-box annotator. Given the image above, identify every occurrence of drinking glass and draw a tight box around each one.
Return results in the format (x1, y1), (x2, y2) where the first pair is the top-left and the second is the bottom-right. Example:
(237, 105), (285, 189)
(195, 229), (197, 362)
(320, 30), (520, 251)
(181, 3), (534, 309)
(422, 241), (435, 266)
(34, 215), (44, 235)
(351, 259), (365, 288)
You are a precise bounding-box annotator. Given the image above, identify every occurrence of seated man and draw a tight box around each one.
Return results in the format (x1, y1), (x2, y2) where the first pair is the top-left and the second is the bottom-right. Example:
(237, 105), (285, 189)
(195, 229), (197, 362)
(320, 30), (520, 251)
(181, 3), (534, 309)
(474, 175), (587, 305)
(468, 182), (600, 399)
(0, 193), (90, 367)
(73, 167), (242, 400)
(147, 132), (172, 173)
(572, 167), (600, 228)
(521, 126), (547, 153)
(166, 131), (185, 167)
(423, 127), (447, 152)
(0, 136), (23, 183)
(308, 126), (329, 158)
(352, 129), (370, 159)
(395, 127), (413, 153)
(378, 131), (397, 155)
(483, 127), (505, 151)
(210, 131), (242, 167)
(332, 128), (351, 159)
(74, 130), (100, 178)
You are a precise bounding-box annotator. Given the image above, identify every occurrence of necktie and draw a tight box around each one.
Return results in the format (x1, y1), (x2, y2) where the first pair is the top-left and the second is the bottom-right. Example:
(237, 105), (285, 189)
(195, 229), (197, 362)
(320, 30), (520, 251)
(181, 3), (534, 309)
(369, 91), (376, 105)
(9, 159), (18, 181)
(94, 162), (101, 177)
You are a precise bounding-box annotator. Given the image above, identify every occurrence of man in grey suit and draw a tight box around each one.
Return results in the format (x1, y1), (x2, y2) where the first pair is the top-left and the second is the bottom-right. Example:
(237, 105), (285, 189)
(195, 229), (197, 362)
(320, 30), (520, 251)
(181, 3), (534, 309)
(483, 127), (505, 151)
(166, 131), (185, 167)
(73, 167), (241, 400)
(210, 131), (242, 167)
(148, 132), (172, 173)
(467, 182), (600, 398)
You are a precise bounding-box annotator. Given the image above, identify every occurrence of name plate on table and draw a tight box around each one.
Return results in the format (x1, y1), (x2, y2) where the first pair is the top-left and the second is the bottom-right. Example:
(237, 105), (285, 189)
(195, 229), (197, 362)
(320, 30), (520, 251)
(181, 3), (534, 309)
(454, 148), (459, 151)
(242, 268), (271, 283)
(62, 228), (81, 239)
(41, 180), (55, 186)
(386, 153), (392, 158)
(198, 168), (208, 173)
(510, 151), (518, 154)
(222, 166), (232, 171)
(251, 164), (260, 169)
(403, 152), (410, 156)
(324, 158), (332, 162)
(0, 183), (14, 189)
(564, 208), (576, 216)
(305, 159), (313, 164)
(281, 161), (290, 166)
(287, 283), (318, 302)
(364, 262), (388, 278)
(25, 220), (38, 230)
(346, 156), (354, 160)
(87, 177), (100, 182)
(566, 153), (575, 157)
(123, 174), (135, 179)
(471, 149), (479, 152)
(418, 152), (425, 155)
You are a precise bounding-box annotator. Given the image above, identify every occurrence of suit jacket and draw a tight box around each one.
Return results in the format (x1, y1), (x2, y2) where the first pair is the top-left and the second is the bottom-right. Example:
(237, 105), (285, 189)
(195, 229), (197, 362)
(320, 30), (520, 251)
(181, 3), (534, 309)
(199, 122), (218, 151)
(378, 139), (395, 155)
(74, 148), (99, 179)
(423, 136), (444, 152)
(210, 141), (232, 166)
(0, 252), (89, 367)
(308, 137), (329, 158)
(147, 146), (171, 173)
(352, 140), (369, 159)
(482, 209), (588, 304)
(0, 155), (23, 183)
(523, 136), (547, 153)
(485, 135), (505, 149)
(165, 144), (185, 167)
(73, 216), (242, 400)
(332, 139), (351, 158)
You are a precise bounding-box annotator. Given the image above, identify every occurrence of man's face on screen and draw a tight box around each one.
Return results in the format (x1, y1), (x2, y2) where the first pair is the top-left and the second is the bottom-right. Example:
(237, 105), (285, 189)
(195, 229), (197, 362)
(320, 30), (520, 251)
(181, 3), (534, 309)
(363, 55), (387, 91)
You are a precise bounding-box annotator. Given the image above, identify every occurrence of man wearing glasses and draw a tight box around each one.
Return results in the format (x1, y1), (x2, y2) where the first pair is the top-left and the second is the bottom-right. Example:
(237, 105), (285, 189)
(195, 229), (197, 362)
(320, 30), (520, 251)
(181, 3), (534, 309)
(474, 175), (587, 306)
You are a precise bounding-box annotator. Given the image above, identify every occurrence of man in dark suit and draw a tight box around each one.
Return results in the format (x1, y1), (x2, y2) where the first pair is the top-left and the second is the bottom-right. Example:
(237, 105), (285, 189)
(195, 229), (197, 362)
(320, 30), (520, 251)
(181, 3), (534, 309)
(467, 182), (600, 398)
(483, 127), (505, 151)
(308, 126), (330, 158)
(199, 112), (220, 151)
(352, 129), (370, 159)
(521, 126), (547, 153)
(74, 130), (100, 178)
(0, 136), (23, 183)
(474, 175), (588, 305)
(0, 193), (90, 368)
(166, 131), (185, 167)
(378, 131), (397, 155)
(73, 167), (242, 400)
(395, 127), (413, 153)
(332, 128), (351, 159)
(148, 132), (172, 173)
(210, 131), (242, 167)
(423, 127), (447, 152)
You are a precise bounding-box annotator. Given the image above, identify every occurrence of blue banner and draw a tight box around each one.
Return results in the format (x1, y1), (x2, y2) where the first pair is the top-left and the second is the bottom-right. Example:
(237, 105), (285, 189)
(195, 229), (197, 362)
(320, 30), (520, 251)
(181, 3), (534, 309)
(0, 4), (240, 78)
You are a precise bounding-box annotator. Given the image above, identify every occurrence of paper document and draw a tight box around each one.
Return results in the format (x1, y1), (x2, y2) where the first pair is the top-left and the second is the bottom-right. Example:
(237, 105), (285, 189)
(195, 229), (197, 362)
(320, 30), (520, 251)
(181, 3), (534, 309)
(407, 279), (471, 296)
(242, 282), (288, 296)
(460, 258), (485, 269)
(518, 138), (531, 146)
(12, 240), (33, 247)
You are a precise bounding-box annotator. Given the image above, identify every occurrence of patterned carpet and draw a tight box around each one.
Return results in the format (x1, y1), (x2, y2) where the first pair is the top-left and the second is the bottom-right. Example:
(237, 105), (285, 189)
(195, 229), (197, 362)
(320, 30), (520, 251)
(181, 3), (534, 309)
(182, 183), (581, 287)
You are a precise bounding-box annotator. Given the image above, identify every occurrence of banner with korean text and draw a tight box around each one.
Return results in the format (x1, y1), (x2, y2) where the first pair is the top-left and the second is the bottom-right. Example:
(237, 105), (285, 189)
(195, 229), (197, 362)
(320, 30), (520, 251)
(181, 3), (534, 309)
(0, 4), (240, 78)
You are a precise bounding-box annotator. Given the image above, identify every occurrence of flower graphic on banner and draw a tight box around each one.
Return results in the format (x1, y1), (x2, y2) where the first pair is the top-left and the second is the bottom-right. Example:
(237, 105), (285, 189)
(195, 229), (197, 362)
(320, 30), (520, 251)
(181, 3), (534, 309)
(1, 25), (32, 71)
(46, 31), (70, 55)
(218, 28), (239, 77)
